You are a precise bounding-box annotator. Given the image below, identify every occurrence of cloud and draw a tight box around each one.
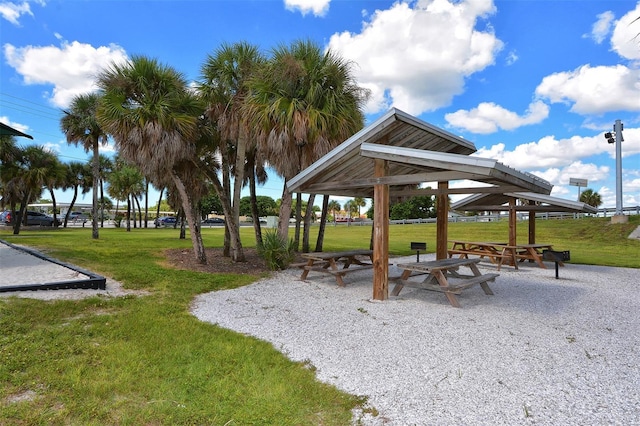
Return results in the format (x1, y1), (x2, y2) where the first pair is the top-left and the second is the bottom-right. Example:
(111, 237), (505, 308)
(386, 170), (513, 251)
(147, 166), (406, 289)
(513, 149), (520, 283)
(611, 2), (640, 60)
(3, 40), (128, 108)
(328, 0), (503, 115)
(445, 100), (549, 134)
(284, 0), (330, 17)
(586, 10), (614, 44)
(0, 0), (43, 25)
(535, 64), (640, 115)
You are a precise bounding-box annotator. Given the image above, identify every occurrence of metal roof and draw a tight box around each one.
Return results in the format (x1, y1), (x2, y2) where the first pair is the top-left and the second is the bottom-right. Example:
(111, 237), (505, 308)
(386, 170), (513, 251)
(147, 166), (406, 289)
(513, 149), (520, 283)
(288, 108), (552, 197)
(451, 192), (598, 213)
(0, 122), (33, 139)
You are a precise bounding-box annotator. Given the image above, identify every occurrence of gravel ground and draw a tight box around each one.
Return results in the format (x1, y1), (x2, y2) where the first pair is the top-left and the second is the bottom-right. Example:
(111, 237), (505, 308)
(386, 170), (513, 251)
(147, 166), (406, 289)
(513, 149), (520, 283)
(192, 255), (640, 425)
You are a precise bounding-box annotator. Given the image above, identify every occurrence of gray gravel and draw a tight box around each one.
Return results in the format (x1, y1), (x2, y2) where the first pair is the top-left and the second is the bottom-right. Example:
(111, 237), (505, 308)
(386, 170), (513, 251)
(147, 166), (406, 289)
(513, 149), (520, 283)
(191, 255), (640, 425)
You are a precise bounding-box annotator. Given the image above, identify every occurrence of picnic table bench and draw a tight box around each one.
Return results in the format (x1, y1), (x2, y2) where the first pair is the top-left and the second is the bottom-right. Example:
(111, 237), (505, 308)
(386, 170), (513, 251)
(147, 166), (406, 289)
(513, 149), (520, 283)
(513, 244), (557, 269)
(392, 257), (498, 308)
(297, 249), (374, 286)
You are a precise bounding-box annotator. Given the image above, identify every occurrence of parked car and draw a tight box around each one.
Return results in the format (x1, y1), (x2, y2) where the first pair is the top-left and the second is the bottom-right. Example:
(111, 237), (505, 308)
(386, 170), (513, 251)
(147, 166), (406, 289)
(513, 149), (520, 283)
(68, 211), (88, 222)
(202, 217), (225, 225)
(154, 216), (178, 227)
(3, 210), (62, 226)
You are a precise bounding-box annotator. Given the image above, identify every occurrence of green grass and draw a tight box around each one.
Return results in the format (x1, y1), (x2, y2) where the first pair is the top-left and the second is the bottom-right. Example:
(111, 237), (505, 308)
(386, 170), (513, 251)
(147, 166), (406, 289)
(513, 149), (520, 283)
(0, 215), (638, 424)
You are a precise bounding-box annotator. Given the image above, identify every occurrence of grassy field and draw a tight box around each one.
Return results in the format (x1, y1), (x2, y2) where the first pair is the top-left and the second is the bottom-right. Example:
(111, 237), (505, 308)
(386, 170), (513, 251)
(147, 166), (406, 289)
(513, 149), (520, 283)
(0, 215), (638, 424)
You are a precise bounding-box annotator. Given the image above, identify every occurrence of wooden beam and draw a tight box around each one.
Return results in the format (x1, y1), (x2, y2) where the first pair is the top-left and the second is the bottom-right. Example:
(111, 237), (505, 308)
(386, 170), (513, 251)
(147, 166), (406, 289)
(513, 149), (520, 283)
(389, 185), (525, 197)
(372, 158), (389, 301)
(436, 181), (448, 260)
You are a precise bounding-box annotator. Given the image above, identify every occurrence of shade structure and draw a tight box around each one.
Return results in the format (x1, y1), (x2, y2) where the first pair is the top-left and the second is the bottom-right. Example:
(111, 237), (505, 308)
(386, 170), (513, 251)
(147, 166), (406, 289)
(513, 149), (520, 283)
(0, 122), (33, 139)
(451, 192), (598, 245)
(288, 108), (553, 301)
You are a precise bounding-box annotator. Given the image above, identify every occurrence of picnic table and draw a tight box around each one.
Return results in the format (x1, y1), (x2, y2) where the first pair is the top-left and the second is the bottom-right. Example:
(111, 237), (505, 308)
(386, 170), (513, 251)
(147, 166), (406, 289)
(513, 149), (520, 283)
(392, 257), (498, 308)
(514, 244), (557, 269)
(447, 240), (518, 270)
(448, 241), (559, 270)
(298, 249), (374, 286)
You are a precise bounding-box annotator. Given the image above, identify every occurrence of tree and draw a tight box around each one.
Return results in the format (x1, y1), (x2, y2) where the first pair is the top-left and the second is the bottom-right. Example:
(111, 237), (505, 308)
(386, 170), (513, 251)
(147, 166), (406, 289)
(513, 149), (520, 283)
(0, 137), (26, 226)
(97, 55), (208, 263)
(11, 146), (61, 234)
(579, 188), (603, 208)
(353, 197), (366, 218)
(239, 195), (276, 217)
(199, 41), (265, 262)
(327, 200), (341, 223)
(245, 39), (369, 248)
(61, 92), (110, 239)
(107, 159), (144, 232)
(61, 161), (92, 228)
(98, 154), (113, 227)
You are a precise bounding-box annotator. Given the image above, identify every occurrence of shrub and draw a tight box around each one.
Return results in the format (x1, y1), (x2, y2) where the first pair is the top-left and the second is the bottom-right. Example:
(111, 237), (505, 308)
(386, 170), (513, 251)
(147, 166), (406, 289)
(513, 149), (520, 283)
(257, 229), (295, 270)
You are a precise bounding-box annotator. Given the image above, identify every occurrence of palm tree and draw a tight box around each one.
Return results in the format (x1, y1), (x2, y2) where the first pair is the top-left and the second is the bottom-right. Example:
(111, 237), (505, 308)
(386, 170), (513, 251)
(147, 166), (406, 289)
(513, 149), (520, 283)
(107, 160), (144, 232)
(0, 136), (24, 222)
(61, 92), (110, 239)
(327, 200), (341, 224)
(42, 156), (66, 227)
(245, 39), (369, 245)
(97, 55), (208, 263)
(580, 188), (603, 208)
(98, 154), (113, 227)
(199, 41), (265, 262)
(61, 161), (92, 228)
(11, 146), (60, 234)
(353, 197), (366, 219)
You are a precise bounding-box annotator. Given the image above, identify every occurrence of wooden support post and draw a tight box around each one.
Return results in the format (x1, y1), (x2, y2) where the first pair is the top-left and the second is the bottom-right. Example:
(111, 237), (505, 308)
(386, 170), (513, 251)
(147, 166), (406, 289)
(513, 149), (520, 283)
(372, 158), (389, 301)
(528, 200), (536, 244)
(436, 181), (448, 260)
(509, 198), (517, 246)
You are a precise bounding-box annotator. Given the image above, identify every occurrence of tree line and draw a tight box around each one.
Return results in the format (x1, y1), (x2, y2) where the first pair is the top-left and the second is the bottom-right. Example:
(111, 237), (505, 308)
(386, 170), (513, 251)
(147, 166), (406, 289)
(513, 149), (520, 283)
(1, 40), (371, 265)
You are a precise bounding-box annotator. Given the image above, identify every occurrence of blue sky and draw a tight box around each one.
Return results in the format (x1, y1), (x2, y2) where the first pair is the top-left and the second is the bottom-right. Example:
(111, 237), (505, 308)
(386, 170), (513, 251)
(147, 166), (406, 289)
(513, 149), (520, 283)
(1, 0), (639, 211)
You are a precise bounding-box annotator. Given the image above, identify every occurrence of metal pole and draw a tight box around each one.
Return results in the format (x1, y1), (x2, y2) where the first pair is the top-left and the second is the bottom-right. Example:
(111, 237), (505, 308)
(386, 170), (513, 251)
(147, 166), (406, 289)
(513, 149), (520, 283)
(614, 120), (623, 216)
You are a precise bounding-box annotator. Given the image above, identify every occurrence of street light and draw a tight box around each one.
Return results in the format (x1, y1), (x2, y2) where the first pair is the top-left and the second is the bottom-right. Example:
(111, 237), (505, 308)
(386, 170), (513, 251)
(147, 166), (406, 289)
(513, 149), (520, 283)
(604, 120), (626, 223)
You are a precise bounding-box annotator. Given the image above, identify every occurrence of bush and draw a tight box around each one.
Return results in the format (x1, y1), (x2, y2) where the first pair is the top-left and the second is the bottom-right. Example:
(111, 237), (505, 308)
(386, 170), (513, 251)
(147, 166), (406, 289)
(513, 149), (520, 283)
(257, 229), (295, 270)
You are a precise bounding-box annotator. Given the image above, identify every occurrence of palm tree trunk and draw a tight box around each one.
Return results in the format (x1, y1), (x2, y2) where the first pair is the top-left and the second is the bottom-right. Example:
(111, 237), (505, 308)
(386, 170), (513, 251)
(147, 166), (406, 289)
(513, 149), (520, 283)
(92, 141), (100, 239)
(13, 192), (30, 235)
(126, 195), (131, 232)
(222, 166), (232, 257)
(302, 193), (315, 253)
(171, 173), (207, 264)
(315, 194), (329, 252)
(49, 188), (59, 228)
(144, 180), (149, 228)
(155, 187), (164, 228)
(278, 181), (293, 243)
(249, 169), (263, 247)
(65, 186), (79, 228)
(100, 178), (105, 228)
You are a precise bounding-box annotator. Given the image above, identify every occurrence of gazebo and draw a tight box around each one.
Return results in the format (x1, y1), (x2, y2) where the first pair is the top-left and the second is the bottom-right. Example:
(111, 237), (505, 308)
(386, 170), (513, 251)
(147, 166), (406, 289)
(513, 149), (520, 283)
(288, 108), (553, 301)
(451, 192), (598, 246)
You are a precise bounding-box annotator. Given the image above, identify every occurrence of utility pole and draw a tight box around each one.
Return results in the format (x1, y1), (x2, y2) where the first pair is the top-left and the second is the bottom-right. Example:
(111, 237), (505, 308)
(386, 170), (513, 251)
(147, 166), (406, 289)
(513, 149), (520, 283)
(604, 120), (627, 224)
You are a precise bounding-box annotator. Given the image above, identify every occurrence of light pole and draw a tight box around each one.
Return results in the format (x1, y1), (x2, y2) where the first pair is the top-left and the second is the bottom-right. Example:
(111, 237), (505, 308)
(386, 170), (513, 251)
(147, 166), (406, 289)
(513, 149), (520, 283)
(604, 120), (627, 223)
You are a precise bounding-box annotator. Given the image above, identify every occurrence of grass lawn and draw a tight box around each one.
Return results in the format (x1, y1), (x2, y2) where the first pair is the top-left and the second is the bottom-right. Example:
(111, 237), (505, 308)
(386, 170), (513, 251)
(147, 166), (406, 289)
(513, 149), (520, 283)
(0, 215), (638, 424)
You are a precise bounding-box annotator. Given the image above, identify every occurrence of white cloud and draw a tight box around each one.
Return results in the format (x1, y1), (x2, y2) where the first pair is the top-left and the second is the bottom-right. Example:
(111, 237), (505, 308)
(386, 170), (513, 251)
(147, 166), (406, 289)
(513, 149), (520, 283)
(586, 10), (614, 44)
(474, 132), (613, 170)
(284, 0), (330, 17)
(3, 40), (128, 108)
(0, 1), (39, 25)
(445, 100), (549, 134)
(505, 50), (518, 66)
(535, 64), (640, 114)
(611, 2), (640, 60)
(328, 0), (502, 115)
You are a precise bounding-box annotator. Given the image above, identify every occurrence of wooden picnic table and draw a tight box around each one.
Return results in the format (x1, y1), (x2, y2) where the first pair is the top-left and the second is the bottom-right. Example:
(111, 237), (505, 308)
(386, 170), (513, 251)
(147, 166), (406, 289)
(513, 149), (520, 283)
(447, 240), (519, 270)
(514, 244), (557, 269)
(392, 258), (498, 308)
(298, 249), (374, 286)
